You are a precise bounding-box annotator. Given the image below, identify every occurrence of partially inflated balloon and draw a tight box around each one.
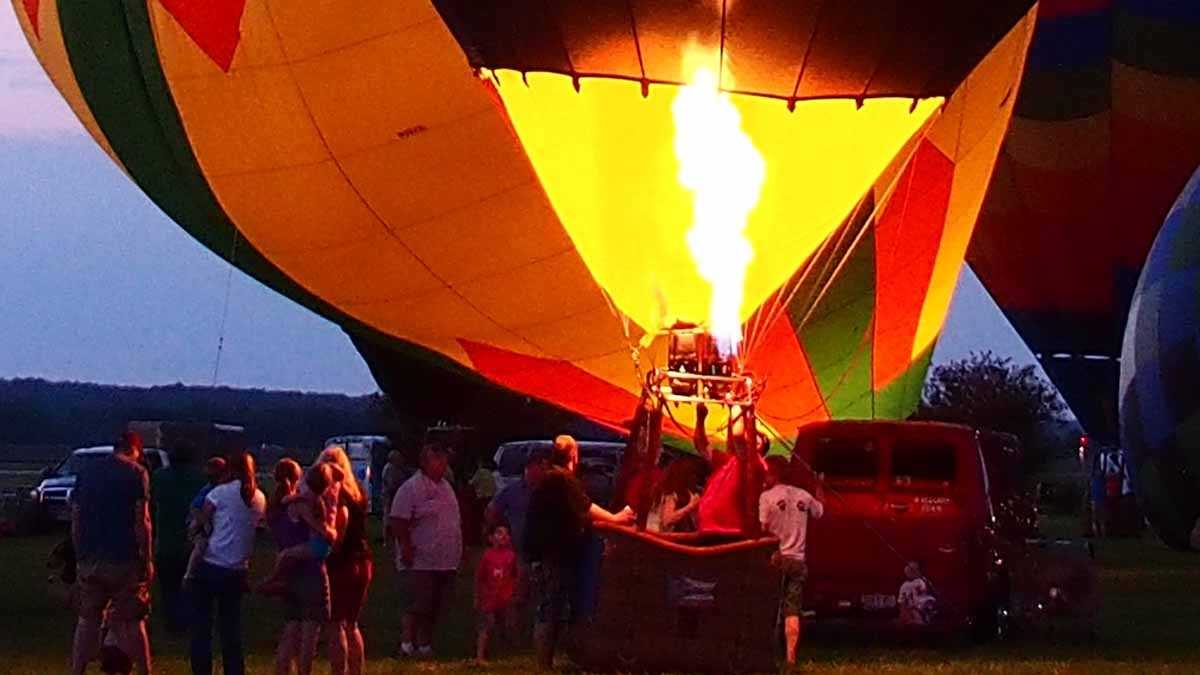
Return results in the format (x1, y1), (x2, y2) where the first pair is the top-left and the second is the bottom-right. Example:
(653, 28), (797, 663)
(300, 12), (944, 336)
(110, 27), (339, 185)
(1120, 167), (1200, 551)
(12, 1), (1034, 437)
(970, 1), (1200, 435)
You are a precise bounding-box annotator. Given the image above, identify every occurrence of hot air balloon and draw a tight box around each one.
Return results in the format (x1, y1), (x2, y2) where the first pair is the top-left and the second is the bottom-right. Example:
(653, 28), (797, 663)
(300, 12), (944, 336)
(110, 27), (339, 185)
(14, 2), (1041, 669)
(969, 1), (1200, 438)
(1120, 166), (1200, 551)
(11, 0), (1035, 444)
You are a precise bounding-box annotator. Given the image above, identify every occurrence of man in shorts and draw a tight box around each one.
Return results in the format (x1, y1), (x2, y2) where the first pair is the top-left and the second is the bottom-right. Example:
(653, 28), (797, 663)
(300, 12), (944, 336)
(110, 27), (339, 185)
(390, 443), (462, 658)
(525, 435), (634, 670)
(71, 432), (154, 675)
(759, 455), (823, 666)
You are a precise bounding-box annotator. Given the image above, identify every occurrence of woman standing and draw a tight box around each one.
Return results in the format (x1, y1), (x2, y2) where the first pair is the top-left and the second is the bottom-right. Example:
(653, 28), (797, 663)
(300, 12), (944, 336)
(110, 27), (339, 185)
(190, 451), (266, 675)
(319, 447), (373, 675)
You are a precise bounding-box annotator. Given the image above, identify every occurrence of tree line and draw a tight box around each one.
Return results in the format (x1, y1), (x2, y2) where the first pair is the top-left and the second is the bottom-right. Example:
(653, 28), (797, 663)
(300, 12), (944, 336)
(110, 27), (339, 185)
(0, 378), (398, 454)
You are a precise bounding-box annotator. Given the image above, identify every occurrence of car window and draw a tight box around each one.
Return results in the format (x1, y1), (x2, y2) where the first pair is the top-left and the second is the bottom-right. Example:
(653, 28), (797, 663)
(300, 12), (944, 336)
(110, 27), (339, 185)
(497, 445), (531, 477)
(57, 453), (106, 477)
(891, 439), (957, 492)
(144, 452), (164, 473)
(812, 437), (879, 491)
(345, 441), (372, 462)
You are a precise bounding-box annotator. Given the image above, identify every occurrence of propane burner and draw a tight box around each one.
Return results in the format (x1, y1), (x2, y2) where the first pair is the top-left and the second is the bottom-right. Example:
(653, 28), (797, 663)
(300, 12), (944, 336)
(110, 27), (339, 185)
(651, 322), (755, 406)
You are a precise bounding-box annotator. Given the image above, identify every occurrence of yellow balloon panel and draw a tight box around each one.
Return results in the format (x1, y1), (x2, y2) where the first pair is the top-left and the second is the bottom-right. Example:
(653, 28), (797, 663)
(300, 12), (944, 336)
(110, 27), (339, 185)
(492, 70), (942, 335)
(147, 0), (629, 385)
(911, 9), (1034, 358)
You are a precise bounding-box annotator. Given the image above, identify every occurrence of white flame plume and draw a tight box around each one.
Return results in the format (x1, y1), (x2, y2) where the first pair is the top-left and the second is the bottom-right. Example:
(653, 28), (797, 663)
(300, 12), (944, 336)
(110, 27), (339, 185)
(672, 64), (765, 357)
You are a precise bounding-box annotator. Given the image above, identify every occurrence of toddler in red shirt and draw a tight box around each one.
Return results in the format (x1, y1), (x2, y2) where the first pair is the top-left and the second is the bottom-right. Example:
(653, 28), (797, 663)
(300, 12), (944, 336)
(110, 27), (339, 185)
(475, 523), (520, 663)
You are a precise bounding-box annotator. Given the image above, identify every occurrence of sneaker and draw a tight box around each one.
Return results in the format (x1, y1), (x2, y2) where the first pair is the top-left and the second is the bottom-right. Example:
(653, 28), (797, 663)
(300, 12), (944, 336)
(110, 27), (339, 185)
(394, 642), (415, 659)
(417, 645), (434, 658)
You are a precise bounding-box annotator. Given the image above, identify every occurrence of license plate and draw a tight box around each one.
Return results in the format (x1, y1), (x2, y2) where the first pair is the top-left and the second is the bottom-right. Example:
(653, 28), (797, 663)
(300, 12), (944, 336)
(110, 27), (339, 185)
(862, 594), (896, 611)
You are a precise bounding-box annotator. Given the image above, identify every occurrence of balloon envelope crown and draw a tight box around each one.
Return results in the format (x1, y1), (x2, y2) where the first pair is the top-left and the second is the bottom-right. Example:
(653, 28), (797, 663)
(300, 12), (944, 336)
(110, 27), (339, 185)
(433, 0), (1036, 104)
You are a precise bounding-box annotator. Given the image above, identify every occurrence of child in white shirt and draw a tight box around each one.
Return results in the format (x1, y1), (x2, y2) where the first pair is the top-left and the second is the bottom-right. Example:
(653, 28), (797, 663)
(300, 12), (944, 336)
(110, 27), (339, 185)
(898, 560), (937, 626)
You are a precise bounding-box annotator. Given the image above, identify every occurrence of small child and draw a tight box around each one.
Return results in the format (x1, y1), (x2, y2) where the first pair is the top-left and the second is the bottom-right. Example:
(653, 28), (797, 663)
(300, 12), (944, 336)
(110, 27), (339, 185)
(475, 523), (520, 663)
(898, 560), (937, 626)
(257, 462), (342, 594)
(182, 456), (229, 587)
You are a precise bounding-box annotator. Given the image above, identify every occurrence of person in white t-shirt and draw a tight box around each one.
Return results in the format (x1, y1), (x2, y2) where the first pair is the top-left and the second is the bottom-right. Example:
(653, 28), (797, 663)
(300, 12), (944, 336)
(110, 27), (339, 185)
(389, 444), (462, 659)
(190, 451), (266, 675)
(758, 456), (824, 666)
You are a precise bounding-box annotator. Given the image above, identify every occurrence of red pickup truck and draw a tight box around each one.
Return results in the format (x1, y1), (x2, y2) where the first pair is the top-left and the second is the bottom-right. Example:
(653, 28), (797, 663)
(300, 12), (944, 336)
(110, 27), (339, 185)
(789, 420), (1013, 637)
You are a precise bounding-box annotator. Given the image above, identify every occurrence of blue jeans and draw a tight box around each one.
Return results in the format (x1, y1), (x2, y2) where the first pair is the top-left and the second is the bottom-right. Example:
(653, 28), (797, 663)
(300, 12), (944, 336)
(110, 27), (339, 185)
(190, 561), (247, 675)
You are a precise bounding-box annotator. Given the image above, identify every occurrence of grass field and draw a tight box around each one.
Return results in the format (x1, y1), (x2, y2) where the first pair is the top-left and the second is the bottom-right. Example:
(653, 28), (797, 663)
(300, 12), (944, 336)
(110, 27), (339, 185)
(2, 517), (1197, 674)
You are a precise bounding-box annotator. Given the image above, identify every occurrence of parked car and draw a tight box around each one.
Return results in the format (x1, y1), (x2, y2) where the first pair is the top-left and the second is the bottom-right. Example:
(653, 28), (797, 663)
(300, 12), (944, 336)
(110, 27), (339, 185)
(323, 435), (391, 514)
(492, 440), (626, 503)
(789, 420), (1012, 638)
(30, 446), (170, 523)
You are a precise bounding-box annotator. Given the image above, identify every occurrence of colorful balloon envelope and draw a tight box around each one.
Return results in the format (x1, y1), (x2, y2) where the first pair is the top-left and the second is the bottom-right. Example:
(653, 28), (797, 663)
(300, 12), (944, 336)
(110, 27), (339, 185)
(969, 1), (1200, 434)
(13, 0), (1035, 438)
(1120, 167), (1200, 551)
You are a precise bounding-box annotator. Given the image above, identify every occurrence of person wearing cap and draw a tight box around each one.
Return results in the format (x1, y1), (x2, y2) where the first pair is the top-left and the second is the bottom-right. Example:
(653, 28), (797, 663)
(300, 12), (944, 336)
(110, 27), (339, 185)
(526, 435), (635, 670)
(389, 443), (462, 659)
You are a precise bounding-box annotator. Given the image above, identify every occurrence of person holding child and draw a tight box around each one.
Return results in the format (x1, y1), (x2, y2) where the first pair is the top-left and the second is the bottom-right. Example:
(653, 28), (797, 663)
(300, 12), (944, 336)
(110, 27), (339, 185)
(181, 457), (229, 588)
(265, 459), (328, 675)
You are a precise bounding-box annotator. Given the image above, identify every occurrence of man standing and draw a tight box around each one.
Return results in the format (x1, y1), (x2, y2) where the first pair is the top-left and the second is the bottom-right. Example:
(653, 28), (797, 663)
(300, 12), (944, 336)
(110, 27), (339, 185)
(389, 444), (462, 659)
(71, 432), (154, 675)
(758, 456), (824, 666)
(526, 435), (635, 670)
(150, 441), (207, 633)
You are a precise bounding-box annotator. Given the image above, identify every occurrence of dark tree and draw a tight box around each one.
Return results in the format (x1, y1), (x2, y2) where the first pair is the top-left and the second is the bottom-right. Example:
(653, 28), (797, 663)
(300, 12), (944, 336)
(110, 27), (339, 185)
(917, 351), (1066, 474)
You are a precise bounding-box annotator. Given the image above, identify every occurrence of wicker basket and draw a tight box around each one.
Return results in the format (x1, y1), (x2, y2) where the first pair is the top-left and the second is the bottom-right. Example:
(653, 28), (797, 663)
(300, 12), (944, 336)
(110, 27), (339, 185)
(568, 524), (781, 672)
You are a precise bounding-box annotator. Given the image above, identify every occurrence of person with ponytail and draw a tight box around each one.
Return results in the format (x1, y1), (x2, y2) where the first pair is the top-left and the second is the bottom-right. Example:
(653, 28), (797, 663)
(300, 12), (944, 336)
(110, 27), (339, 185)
(189, 451), (266, 675)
